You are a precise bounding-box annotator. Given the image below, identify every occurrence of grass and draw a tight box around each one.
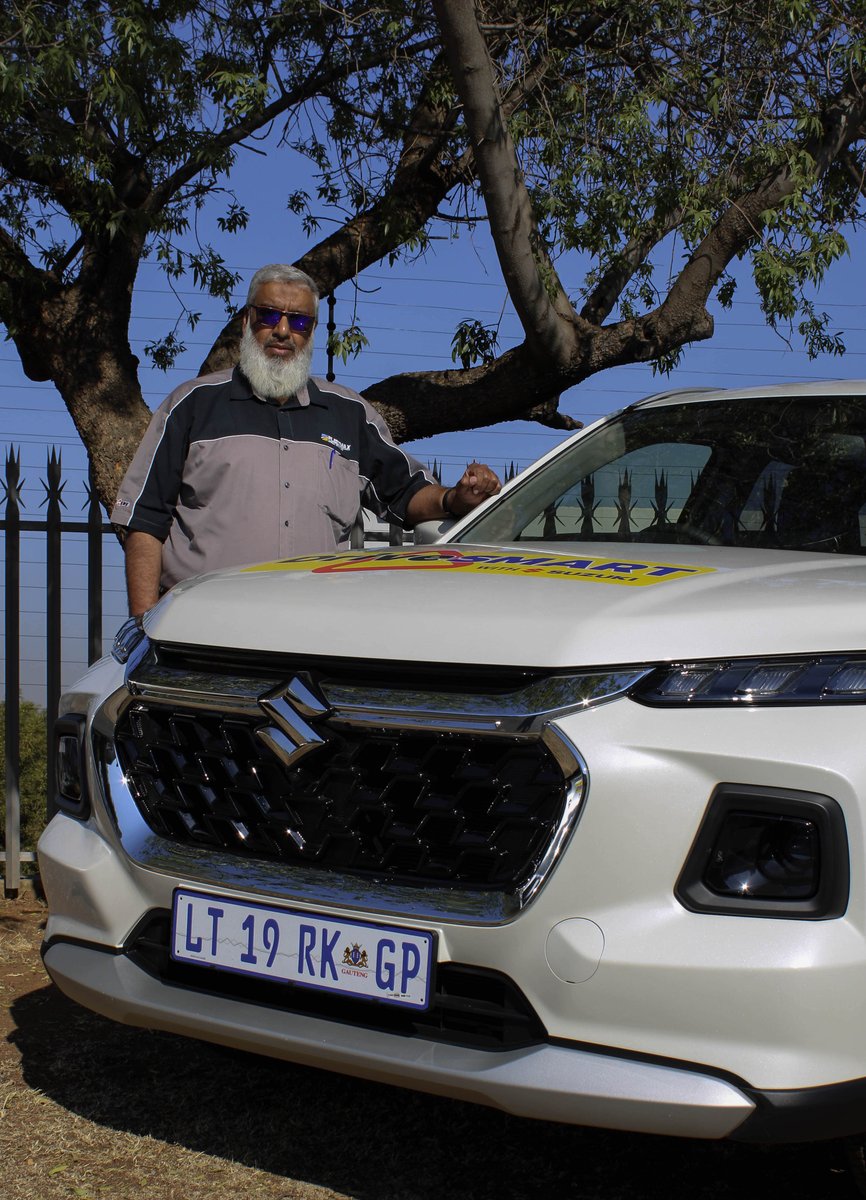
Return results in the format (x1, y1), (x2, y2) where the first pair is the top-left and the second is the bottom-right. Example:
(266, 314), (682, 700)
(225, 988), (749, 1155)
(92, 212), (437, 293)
(0, 895), (859, 1200)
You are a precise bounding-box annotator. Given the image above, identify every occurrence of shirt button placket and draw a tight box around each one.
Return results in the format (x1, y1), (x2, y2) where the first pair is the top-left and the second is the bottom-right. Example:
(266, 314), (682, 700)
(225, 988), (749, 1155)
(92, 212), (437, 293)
(280, 435), (292, 557)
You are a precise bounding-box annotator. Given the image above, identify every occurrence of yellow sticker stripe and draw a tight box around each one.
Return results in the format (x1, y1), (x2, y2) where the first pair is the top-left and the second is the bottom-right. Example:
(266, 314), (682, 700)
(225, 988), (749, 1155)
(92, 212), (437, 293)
(241, 548), (716, 586)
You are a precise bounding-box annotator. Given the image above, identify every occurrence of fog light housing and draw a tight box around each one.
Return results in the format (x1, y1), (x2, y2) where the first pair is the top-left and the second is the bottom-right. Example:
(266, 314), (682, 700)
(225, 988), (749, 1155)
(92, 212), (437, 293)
(54, 715), (90, 820)
(704, 813), (818, 899)
(676, 785), (848, 918)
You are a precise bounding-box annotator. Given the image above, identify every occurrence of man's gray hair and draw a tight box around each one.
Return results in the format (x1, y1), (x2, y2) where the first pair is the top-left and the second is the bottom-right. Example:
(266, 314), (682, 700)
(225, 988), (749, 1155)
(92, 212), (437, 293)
(245, 264), (320, 318)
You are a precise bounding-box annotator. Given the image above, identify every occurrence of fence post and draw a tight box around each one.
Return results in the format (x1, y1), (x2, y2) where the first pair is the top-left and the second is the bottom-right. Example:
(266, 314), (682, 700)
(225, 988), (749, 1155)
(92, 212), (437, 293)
(44, 449), (64, 823)
(3, 449), (22, 896)
(86, 464), (104, 664)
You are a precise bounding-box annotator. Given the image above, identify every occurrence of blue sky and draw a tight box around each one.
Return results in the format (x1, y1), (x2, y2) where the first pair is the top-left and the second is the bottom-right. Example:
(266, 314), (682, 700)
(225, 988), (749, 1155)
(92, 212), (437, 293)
(3, 142), (866, 703)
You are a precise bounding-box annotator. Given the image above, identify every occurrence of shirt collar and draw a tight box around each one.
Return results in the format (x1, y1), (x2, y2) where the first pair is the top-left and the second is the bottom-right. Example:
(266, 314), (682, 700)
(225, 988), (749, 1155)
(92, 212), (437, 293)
(230, 368), (327, 409)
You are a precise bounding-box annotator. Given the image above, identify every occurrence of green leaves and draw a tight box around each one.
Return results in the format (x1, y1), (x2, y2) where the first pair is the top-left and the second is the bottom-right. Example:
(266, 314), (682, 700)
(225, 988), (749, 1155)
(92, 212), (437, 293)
(216, 202), (249, 235)
(753, 227), (849, 323)
(188, 248), (241, 306)
(0, 700), (47, 851)
(495, 0), (866, 345)
(450, 320), (500, 371)
(327, 323), (370, 364)
(798, 307), (846, 358)
(144, 330), (187, 371)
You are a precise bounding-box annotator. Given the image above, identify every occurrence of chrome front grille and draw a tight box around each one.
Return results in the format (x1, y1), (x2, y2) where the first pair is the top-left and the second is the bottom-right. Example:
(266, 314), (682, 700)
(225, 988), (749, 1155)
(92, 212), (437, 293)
(115, 703), (569, 890)
(105, 644), (590, 907)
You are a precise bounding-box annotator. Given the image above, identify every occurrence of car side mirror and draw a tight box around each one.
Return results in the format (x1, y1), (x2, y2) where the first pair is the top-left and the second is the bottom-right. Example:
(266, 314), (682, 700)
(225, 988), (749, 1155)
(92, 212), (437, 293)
(413, 518), (455, 544)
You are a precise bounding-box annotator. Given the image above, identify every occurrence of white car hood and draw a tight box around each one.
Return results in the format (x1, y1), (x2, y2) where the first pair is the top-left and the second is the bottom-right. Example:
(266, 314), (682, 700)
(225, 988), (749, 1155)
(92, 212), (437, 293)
(144, 542), (866, 668)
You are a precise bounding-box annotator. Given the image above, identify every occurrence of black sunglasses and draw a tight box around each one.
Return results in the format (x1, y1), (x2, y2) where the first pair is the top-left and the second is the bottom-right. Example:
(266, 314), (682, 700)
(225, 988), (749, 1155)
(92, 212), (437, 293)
(249, 305), (315, 333)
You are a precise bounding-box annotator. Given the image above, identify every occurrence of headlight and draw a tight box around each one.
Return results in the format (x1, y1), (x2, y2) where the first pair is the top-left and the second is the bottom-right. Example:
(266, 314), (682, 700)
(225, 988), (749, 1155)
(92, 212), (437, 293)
(112, 615), (147, 665)
(632, 654), (866, 706)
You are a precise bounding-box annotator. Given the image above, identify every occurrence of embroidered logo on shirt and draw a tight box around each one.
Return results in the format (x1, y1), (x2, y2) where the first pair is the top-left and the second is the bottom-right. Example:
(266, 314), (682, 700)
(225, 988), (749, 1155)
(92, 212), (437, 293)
(115, 498), (130, 508)
(321, 434), (351, 454)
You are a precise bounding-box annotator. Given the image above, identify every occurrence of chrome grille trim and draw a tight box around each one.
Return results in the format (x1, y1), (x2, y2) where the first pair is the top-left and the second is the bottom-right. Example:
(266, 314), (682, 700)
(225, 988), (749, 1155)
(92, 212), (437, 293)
(126, 655), (649, 734)
(103, 643), (593, 918)
(126, 664), (263, 716)
(329, 712), (508, 735)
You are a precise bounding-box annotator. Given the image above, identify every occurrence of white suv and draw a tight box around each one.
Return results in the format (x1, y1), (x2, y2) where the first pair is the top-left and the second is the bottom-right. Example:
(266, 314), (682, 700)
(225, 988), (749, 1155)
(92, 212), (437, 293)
(39, 381), (866, 1170)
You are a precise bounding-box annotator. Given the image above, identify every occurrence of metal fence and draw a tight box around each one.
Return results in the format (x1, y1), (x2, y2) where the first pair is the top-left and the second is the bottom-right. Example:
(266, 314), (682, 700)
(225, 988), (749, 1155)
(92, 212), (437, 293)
(2, 447), (113, 895)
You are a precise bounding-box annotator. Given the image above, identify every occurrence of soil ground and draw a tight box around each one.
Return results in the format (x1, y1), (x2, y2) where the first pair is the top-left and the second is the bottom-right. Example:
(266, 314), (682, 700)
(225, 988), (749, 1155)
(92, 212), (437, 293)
(0, 894), (860, 1200)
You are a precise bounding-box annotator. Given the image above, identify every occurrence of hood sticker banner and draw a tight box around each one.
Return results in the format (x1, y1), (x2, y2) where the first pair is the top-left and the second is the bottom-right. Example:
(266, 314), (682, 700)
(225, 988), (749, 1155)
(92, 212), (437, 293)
(242, 549), (716, 586)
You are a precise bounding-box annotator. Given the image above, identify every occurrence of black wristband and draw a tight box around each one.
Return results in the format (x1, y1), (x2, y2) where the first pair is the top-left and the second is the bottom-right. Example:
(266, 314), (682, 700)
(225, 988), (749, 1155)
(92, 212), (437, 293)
(442, 487), (459, 518)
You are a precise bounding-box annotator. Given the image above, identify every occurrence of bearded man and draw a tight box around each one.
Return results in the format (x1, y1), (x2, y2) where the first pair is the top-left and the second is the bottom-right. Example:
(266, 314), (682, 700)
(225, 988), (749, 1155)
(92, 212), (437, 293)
(112, 263), (501, 616)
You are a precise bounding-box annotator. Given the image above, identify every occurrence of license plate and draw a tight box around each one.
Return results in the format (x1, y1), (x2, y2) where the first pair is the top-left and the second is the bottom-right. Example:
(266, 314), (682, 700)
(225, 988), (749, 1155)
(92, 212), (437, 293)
(171, 889), (434, 1010)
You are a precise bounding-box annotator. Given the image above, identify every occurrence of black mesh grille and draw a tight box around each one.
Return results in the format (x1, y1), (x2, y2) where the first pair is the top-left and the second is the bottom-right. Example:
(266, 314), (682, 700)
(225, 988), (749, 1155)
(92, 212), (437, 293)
(126, 911), (547, 1051)
(114, 702), (567, 891)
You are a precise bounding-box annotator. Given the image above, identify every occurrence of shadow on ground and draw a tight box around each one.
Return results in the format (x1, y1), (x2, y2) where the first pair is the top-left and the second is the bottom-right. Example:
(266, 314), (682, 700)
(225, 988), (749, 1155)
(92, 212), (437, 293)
(9, 980), (855, 1200)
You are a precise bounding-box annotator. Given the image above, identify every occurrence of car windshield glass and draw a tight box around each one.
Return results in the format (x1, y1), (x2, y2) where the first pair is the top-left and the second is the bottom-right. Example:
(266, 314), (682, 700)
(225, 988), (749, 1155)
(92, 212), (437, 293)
(454, 394), (866, 554)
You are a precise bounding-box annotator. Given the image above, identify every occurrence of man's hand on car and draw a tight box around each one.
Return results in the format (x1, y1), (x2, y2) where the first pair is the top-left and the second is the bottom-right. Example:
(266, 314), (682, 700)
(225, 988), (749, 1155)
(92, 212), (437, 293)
(451, 461), (501, 513)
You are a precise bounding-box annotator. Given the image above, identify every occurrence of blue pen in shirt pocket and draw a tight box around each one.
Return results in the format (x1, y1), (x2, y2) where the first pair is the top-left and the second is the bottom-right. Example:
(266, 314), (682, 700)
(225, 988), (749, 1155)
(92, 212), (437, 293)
(329, 448), (336, 468)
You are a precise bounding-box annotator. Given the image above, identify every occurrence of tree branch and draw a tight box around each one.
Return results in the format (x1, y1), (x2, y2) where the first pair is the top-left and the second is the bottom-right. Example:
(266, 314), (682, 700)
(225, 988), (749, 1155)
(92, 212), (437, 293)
(432, 0), (579, 365)
(655, 70), (866, 338)
(0, 137), (83, 208)
(580, 205), (685, 325)
(362, 344), (575, 440)
(198, 24), (587, 375)
(840, 146), (866, 199)
(362, 67), (866, 443)
(0, 226), (63, 379)
(198, 64), (472, 373)
(147, 34), (441, 216)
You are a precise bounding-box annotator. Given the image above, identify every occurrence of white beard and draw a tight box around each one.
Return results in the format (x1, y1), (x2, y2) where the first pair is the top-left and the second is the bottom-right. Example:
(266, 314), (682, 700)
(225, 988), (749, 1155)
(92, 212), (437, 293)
(238, 322), (314, 400)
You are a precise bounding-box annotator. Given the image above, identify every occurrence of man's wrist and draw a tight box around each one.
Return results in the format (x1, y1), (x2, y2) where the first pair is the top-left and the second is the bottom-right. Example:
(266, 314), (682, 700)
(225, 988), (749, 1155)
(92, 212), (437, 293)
(442, 487), (461, 518)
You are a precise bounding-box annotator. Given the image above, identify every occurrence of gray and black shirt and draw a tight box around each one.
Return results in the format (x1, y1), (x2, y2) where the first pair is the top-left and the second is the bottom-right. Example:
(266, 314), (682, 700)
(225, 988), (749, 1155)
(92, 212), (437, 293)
(111, 368), (433, 588)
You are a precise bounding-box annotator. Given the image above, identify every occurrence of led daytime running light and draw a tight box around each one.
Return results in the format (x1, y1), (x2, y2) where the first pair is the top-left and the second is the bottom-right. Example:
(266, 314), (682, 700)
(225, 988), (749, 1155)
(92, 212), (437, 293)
(634, 655), (866, 706)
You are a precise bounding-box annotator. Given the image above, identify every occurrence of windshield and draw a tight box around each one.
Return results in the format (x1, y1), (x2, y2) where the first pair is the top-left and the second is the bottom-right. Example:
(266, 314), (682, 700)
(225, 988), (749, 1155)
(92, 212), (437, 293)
(455, 394), (866, 555)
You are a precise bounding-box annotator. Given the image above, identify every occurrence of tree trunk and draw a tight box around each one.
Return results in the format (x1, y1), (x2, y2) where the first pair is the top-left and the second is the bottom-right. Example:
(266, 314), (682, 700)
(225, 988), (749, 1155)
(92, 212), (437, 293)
(55, 337), (152, 512)
(7, 275), (152, 511)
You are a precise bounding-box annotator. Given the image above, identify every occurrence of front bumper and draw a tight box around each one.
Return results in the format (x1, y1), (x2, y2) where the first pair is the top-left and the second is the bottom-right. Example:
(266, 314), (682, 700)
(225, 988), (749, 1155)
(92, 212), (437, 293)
(42, 937), (866, 1143)
(42, 937), (753, 1139)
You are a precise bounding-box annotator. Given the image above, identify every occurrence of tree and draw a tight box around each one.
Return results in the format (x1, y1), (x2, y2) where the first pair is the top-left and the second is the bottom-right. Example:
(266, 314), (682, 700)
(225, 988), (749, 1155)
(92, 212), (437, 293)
(420, 0), (866, 429)
(0, 700), (48, 851)
(2, 2), (866, 506)
(0, 0), (442, 504)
